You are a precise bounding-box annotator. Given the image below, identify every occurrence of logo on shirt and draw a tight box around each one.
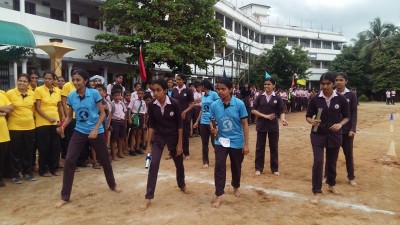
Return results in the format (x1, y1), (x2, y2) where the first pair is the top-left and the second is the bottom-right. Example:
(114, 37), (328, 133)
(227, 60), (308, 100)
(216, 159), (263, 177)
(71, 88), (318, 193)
(347, 99), (350, 102)
(273, 100), (277, 104)
(170, 111), (174, 116)
(334, 104), (339, 109)
(221, 117), (234, 132)
(203, 104), (210, 113)
(77, 107), (90, 122)
(183, 93), (187, 97)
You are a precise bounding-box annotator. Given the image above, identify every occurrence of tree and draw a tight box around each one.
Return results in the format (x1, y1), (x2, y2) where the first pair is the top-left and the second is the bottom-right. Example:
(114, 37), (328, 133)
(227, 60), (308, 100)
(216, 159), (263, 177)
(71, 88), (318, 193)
(249, 39), (311, 88)
(88, 0), (226, 74)
(358, 17), (399, 60)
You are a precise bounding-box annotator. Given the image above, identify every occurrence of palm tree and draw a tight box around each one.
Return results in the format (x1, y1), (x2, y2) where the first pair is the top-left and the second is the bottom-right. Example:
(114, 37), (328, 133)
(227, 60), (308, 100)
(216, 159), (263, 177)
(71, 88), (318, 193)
(357, 17), (399, 59)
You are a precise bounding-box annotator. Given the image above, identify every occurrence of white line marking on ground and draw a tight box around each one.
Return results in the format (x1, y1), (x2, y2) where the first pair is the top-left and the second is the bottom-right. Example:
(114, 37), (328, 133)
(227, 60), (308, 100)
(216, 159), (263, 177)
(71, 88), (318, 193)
(120, 167), (396, 215)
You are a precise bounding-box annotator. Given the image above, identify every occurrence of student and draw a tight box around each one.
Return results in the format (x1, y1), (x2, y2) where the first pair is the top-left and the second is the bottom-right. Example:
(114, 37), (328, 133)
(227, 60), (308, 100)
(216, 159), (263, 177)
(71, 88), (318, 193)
(28, 70), (39, 91)
(6, 74), (37, 184)
(306, 72), (349, 204)
(0, 91), (13, 187)
(106, 74), (125, 97)
(128, 89), (147, 155)
(167, 78), (174, 97)
(251, 78), (288, 176)
(108, 90), (127, 160)
(193, 80), (219, 167)
(57, 76), (66, 90)
(123, 91), (133, 155)
(34, 71), (64, 177)
(209, 78), (249, 208)
(139, 79), (188, 211)
(191, 82), (202, 137)
(55, 69), (121, 208)
(131, 82), (142, 100)
(90, 75), (105, 86)
(386, 90), (391, 105)
(141, 94), (153, 151)
(171, 74), (194, 159)
(325, 72), (358, 186)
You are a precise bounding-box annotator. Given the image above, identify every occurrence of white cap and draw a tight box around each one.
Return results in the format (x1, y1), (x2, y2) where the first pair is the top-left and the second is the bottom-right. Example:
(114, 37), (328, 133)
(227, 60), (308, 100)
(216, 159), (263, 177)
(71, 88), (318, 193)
(90, 75), (105, 84)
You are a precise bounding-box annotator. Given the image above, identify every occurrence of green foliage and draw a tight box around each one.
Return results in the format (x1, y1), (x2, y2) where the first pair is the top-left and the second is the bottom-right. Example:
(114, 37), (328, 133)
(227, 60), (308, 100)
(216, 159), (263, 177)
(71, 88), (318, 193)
(249, 39), (311, 88)
(358, 94), (369, 102)
(0, 46), (32, 63)
(89, 0), (226, 73)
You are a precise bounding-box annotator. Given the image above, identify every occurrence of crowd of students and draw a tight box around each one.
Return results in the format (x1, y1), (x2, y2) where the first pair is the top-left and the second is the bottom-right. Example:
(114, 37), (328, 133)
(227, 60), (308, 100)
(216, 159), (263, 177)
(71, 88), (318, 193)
(0, 69), (357, 208)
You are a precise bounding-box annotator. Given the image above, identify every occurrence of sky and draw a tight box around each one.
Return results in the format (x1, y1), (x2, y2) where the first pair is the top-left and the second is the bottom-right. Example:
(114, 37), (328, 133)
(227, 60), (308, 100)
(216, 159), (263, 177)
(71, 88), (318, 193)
(234, 0), (400, 44)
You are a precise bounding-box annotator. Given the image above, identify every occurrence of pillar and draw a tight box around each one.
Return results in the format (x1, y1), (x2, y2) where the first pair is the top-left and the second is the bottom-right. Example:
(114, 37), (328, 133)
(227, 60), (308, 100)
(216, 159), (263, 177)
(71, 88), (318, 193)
(67, 63), (73, 81)
(66, 0), (71, 35)
(103, 66), (108, 85)
(21, 59), (27, 74)
(13, 62), (18, 88)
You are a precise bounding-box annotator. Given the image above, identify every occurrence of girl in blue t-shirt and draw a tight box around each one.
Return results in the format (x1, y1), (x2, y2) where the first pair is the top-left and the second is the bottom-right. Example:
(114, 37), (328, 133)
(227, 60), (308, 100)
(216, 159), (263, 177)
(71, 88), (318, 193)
(193, 80), (219, 167)
(55, 69), (121, 208)
(209, 78), (249, 208)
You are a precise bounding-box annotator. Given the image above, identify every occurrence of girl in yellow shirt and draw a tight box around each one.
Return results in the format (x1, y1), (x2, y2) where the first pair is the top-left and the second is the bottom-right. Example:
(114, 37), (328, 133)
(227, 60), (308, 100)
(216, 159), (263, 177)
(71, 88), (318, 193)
(34, 71), (64, 177)
(6, 74), (37, 184)
(0, 91), (13, 187)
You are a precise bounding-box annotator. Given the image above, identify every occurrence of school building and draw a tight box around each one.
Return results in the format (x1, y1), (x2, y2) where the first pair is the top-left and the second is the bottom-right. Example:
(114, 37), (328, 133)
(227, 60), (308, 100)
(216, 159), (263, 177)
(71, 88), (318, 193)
(0, 0), (345, 90)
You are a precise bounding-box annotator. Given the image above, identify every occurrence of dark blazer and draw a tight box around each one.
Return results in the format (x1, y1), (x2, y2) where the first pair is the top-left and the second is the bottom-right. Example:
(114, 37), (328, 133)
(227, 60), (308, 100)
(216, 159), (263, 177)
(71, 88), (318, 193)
(148, 97), (183, 138)
(342, 91), (357, 134)
(253, 93), (284, 132)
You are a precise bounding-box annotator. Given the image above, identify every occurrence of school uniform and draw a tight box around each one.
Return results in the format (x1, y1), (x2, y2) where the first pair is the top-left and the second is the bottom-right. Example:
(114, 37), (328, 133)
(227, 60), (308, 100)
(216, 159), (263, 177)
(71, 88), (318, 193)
(199, 90), (219, 165)
(128, 98), (147, 129)
(6, 88), (36, 179)
(61, 88), (117, 201)
(325, 88), (357, 180)
(110, 100), (127, 140)
(306, 91), (349, 193)
(145, 96), (185, 199)
(171, 85), (194, 157)
(253, 92), (284, 173)
(34, 85), (61, 175)
(210, 97), (248, 196)
(0, 92), (11, 181)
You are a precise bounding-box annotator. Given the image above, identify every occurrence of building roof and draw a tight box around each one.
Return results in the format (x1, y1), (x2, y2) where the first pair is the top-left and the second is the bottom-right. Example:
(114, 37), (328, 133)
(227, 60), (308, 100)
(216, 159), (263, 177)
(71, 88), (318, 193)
(0, 20), (36, 48)
(239, 3), (271, 10)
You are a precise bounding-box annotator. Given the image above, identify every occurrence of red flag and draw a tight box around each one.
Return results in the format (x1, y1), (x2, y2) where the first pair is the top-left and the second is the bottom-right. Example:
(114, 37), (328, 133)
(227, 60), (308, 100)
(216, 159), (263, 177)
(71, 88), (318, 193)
(139, 48), (147, 82)
(291, 75), (295, 87)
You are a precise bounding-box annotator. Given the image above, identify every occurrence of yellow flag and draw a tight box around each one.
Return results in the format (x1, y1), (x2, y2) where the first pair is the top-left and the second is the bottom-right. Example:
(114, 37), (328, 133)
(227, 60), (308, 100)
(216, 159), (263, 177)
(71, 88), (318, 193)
(296, 79), (306, 86)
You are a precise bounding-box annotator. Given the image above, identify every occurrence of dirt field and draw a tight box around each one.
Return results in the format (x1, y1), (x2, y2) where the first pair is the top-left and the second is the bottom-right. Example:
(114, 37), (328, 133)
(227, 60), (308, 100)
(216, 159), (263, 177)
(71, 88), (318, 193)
(1, 102), (399, 225)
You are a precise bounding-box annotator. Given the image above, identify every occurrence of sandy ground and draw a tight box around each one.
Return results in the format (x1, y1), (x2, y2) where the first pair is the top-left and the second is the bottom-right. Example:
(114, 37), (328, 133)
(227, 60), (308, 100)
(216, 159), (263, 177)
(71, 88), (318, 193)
(0, 102), (399, 225)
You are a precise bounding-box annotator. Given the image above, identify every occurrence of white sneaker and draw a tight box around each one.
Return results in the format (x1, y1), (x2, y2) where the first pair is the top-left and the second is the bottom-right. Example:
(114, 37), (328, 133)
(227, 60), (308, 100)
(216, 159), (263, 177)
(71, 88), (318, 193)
(255, 171), (261, 176)
(349, 179), (358, 187)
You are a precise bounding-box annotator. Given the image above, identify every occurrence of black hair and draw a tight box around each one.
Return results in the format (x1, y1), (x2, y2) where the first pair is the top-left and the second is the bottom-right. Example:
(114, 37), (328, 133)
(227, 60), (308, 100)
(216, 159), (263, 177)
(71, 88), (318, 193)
(264, 78), (276, 85)
(114, 74), (123, 79)
(136, 88), (145, 93)
(111, 89), (121, 96)
(95, 84), (106, 91)
(143, 94), (153, 100)
(28, 70), (39, 76)
(335, 72), (348, 81)
(57, 76), (65, 81)
(200, 79), (214, 91)
(43, 71), (57, 80)
(319, 72), (335, 83)
(72, 68), (90, 81)
(17, 73), (30, 83)
(123, 90), (131, 96)
(134, 82), (142, 88)
(176, 73), (187, 81)
(217, 78), (233, 89)
(152, 79), (168, 90)
(112, 84), (123, 91)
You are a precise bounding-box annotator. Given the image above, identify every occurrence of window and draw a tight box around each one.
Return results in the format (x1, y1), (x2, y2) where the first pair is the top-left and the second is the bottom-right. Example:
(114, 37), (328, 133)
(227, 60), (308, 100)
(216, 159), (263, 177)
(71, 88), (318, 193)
(13, 0), (20, 11)
(71, 13), (79, 25)
(322, 41), (332, 49)
(311, 40), (321, 48)
(88, 18), (100, 29)
(225, 17), (233, 31)
(312, 61), (321, 69)
(50, 8), (64, 21)
(25, 1), (36, 14)
(288, 37), (298, 46)
(300, 39), (310, 48)
(235, 22), (241, 35)
(225, 47), (233, 61)
(275, 36), (284, 43)
(215, 12), (224, 28)
(333, 42), (342, 50)
(255, 33), (260, 43)
(249, 29), (254, 41)
(322, 61), (330, 69)
(242, 26), (248, 38)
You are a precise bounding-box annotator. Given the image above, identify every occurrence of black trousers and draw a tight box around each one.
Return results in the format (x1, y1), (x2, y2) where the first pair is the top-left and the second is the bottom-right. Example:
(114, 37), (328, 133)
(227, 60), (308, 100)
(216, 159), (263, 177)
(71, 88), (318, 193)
(182, 117), (191, 156)
(36, 125), (60, 175)
(324, 133), (355, 180)
(214, 145), (244, 196)
(255, 131), (279, 173)
(0, 142), (9, 179)
(312, 143), (339, 193)
(9, 130), (35, 178)
(199, 124), (215, 165)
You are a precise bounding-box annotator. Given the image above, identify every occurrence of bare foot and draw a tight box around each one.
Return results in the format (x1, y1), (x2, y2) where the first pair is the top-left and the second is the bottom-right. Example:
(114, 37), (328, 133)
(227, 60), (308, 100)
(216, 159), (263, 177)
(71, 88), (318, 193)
(117, 154), (125, 158)
(55, 200), (68, 208)
(180, 186), (190, 194)
(112, 157), (120, 161)
(139, 199), (151, 211)
(310, 193), (321, 205)
(233, 188), (240, 198)
(113, 186), (122, 193)
(328, 185), (340, 195)
(211, 196), (223, 208)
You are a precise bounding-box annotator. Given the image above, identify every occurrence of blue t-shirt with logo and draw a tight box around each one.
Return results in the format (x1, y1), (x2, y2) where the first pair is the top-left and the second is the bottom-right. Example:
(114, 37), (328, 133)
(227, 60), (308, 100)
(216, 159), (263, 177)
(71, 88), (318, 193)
(209, 96), (248, 149)
(67, 88), (104, 134)
(200, 90), (219, 125)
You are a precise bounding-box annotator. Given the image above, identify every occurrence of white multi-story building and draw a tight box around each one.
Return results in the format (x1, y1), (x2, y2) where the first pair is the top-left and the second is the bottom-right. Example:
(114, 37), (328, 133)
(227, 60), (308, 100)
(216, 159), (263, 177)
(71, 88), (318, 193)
(0, 0), (345, 90)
